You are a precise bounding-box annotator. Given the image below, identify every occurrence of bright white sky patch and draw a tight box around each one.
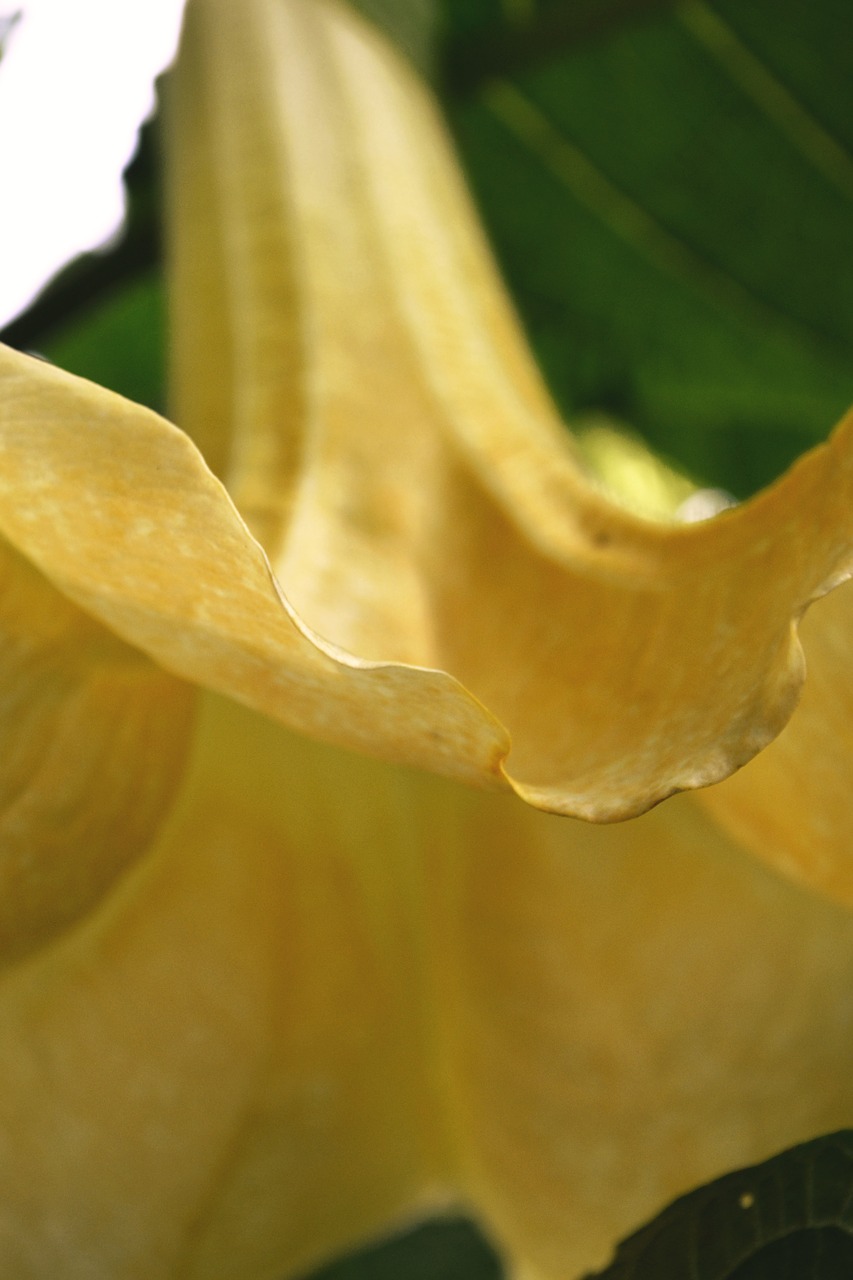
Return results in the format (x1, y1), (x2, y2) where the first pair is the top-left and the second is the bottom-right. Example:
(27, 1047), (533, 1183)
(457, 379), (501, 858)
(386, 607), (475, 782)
(0, 0), (186, 327)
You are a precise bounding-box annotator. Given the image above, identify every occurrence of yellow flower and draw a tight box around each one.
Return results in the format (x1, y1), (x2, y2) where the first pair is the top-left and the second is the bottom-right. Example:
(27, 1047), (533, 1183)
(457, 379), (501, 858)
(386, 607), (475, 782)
(1, 0), (853, 1276)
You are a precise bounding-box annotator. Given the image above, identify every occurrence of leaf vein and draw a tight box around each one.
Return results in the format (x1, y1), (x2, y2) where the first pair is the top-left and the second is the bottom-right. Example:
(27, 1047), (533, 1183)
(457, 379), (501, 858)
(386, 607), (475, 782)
(482, 79), (847, 358)
(678, 0), (853, 205)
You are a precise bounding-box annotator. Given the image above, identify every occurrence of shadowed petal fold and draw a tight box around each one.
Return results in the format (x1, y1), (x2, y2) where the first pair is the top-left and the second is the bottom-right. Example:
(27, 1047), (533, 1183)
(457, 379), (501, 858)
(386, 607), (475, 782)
(0, 696), (450, 1277)
(0, 536), (194, 961)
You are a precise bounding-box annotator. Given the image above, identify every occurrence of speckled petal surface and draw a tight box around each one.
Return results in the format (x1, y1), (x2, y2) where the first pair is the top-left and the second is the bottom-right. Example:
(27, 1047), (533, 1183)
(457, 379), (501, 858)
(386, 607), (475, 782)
(0, 344), (510, 791)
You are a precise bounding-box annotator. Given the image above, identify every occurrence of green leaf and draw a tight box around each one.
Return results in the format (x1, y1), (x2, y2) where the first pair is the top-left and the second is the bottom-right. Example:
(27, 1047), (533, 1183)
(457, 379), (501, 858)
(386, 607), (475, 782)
(39, 272), (166, 414)
(351, 0), (438, 77)
(585, 1131), (853, 1279)
(441, 0), (678, 95)
(443, 0), (853, 495)
(298, 1217), (504, 1280)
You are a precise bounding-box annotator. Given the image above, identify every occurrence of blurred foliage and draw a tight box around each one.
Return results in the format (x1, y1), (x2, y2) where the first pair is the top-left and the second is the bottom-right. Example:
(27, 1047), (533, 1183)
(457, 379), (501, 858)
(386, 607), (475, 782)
(298, 1217), (503, 1280)
(352, 0), (438, 75)
(39, 273), (167, 414)
(3, 0), (853, 498)
(442, 0), (853, 495)
(584, 1130), (853, 1280)
(440, 0), (676, 94)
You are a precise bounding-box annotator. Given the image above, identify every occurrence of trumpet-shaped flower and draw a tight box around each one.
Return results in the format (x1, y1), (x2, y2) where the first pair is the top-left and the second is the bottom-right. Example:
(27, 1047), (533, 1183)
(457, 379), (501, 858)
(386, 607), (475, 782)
(2, 0), (853, 1276)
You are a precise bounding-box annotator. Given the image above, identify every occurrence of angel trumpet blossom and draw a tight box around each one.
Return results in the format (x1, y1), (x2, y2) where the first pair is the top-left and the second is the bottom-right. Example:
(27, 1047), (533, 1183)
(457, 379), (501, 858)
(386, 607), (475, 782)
(2, 0), (853, 1276)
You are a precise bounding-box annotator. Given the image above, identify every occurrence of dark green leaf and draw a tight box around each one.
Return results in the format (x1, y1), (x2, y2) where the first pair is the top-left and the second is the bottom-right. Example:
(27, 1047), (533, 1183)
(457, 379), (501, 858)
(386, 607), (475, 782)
(351, 0), (438, 77)
(446, 0), (853, 495)
(441, 0), (678, 97)
(297, 1216), (504, 1280)
(584, 1130), (853, 1279)
(39, 272), (166, 414)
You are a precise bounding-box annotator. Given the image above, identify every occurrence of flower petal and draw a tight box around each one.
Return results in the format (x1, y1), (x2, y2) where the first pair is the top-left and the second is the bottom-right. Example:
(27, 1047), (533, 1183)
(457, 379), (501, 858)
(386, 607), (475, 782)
(0, 345), (510, 791)
(165, 0), (853, 819)
(696, 578), (853, 904)
(5, 0), (853, 820)
(0, 693), (445, 1277)
(423, 786), (853, 1278)
(0, 534), (194, 962)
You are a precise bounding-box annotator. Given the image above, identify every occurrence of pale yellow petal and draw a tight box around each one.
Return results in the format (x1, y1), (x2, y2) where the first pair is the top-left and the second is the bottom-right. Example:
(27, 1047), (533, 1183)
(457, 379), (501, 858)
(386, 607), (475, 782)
(0, 694), (446, 1279)
(165, 0), (853, 818)
(697, 577), (853, 904)
(421, 785), (853, 1278)
(0, 344), (510, 791)
(0, 535), (193, 962)
(4, 668), (849, 1277)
